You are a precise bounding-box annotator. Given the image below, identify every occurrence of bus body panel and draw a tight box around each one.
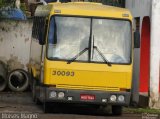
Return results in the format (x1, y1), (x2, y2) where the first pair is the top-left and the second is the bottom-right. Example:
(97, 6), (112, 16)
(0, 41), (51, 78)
(44, 60), (132, 91)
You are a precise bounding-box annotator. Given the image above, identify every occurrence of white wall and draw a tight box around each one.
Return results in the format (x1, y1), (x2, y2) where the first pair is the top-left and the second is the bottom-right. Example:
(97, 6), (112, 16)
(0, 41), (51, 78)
(0, 20), (32, 71)
(126, 0), (151, 18)
(126, 0), (151, 33)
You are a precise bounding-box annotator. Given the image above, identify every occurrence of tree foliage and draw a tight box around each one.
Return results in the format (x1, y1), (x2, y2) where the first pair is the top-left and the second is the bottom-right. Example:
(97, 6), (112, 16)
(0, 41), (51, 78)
(0, 0), (15, 8)
(0, 0), (15, 19)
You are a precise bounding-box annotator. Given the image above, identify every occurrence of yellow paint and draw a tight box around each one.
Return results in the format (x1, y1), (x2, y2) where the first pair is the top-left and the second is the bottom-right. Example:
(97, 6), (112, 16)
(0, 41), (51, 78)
(44, 60), (133, 91)
(49, 2), (132, 20)
(32, 2), (133, 92)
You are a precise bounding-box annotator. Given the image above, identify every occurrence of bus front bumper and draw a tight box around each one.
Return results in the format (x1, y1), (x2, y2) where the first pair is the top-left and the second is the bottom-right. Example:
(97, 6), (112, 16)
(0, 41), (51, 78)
(41, 87), (131, 106)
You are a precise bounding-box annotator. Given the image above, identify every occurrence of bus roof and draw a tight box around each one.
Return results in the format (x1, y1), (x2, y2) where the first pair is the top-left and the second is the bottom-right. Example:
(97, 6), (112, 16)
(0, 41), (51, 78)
(35, 2), (132, 20)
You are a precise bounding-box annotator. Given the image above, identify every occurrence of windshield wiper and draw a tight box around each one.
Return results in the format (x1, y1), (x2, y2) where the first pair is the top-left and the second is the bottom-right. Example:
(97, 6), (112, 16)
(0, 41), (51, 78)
(92, 35), (111, 66)
(67, 48), (89, 64)
(93, 45), (112, 67)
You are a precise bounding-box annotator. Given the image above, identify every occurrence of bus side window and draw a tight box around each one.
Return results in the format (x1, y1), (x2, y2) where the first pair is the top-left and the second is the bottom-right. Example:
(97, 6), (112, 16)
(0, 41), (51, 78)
(39, 18), (48, 45)
(32, 17), (48, 45)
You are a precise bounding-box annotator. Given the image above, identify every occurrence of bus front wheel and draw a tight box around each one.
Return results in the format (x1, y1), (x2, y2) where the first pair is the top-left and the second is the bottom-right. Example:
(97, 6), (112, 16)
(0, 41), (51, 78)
(43, 102), (51, 113)
(112, 105), (122, 116)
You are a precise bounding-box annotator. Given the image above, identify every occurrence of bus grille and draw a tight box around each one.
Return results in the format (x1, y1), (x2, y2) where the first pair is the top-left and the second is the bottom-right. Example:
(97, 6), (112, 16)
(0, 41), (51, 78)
(56, 84), (119, 91)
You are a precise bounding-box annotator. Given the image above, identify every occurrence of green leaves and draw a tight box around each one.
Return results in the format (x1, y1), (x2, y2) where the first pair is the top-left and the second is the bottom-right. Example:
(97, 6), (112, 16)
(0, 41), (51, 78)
(0, 0), (15, 8)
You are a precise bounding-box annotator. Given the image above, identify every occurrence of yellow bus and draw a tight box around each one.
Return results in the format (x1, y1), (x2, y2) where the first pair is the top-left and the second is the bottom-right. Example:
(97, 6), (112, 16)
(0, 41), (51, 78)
(30, 2), (134, 115)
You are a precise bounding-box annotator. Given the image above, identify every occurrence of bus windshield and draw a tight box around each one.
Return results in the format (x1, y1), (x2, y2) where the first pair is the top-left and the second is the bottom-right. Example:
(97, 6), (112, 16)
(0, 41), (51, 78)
(47, 16), (131, 64)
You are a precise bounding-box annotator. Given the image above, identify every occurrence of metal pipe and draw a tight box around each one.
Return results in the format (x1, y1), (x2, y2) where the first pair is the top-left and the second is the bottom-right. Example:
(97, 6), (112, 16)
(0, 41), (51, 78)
(0, 61), (7, 91)
(8, 69), (29, 92)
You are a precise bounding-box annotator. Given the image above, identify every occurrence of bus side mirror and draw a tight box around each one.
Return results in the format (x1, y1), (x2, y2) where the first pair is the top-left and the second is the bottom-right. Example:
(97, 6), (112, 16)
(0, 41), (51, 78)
(134, 31), (140, 48)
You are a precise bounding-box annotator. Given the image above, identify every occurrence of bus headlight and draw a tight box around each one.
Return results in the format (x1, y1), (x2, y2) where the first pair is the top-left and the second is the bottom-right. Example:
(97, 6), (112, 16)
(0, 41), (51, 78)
(58, 92), (65, 99)
(118, 95), (125, 102)
(110, 95), (117, 102)
(49, 91), (57, 98)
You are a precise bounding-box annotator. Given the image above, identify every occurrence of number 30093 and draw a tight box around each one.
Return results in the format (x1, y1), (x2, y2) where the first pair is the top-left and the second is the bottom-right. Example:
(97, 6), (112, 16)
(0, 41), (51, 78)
(52, 70), (75, 76)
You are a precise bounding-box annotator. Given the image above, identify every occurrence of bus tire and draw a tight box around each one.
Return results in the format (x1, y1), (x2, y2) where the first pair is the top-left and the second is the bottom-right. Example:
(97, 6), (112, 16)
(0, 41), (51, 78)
(31, 76), (41, 105)
(32, 78), (36, 101)
(112, 105), (122, 116)
(43, 102), (51, 113)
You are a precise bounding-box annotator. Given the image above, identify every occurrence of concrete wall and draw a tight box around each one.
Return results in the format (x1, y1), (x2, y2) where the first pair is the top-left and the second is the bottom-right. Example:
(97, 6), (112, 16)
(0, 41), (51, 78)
(0, 20), (33, 71)
(126, 0), (160, 109)
(126, 0), (151, 18)
(125, 0), (152, 88)
(125, 0), (152, 104)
